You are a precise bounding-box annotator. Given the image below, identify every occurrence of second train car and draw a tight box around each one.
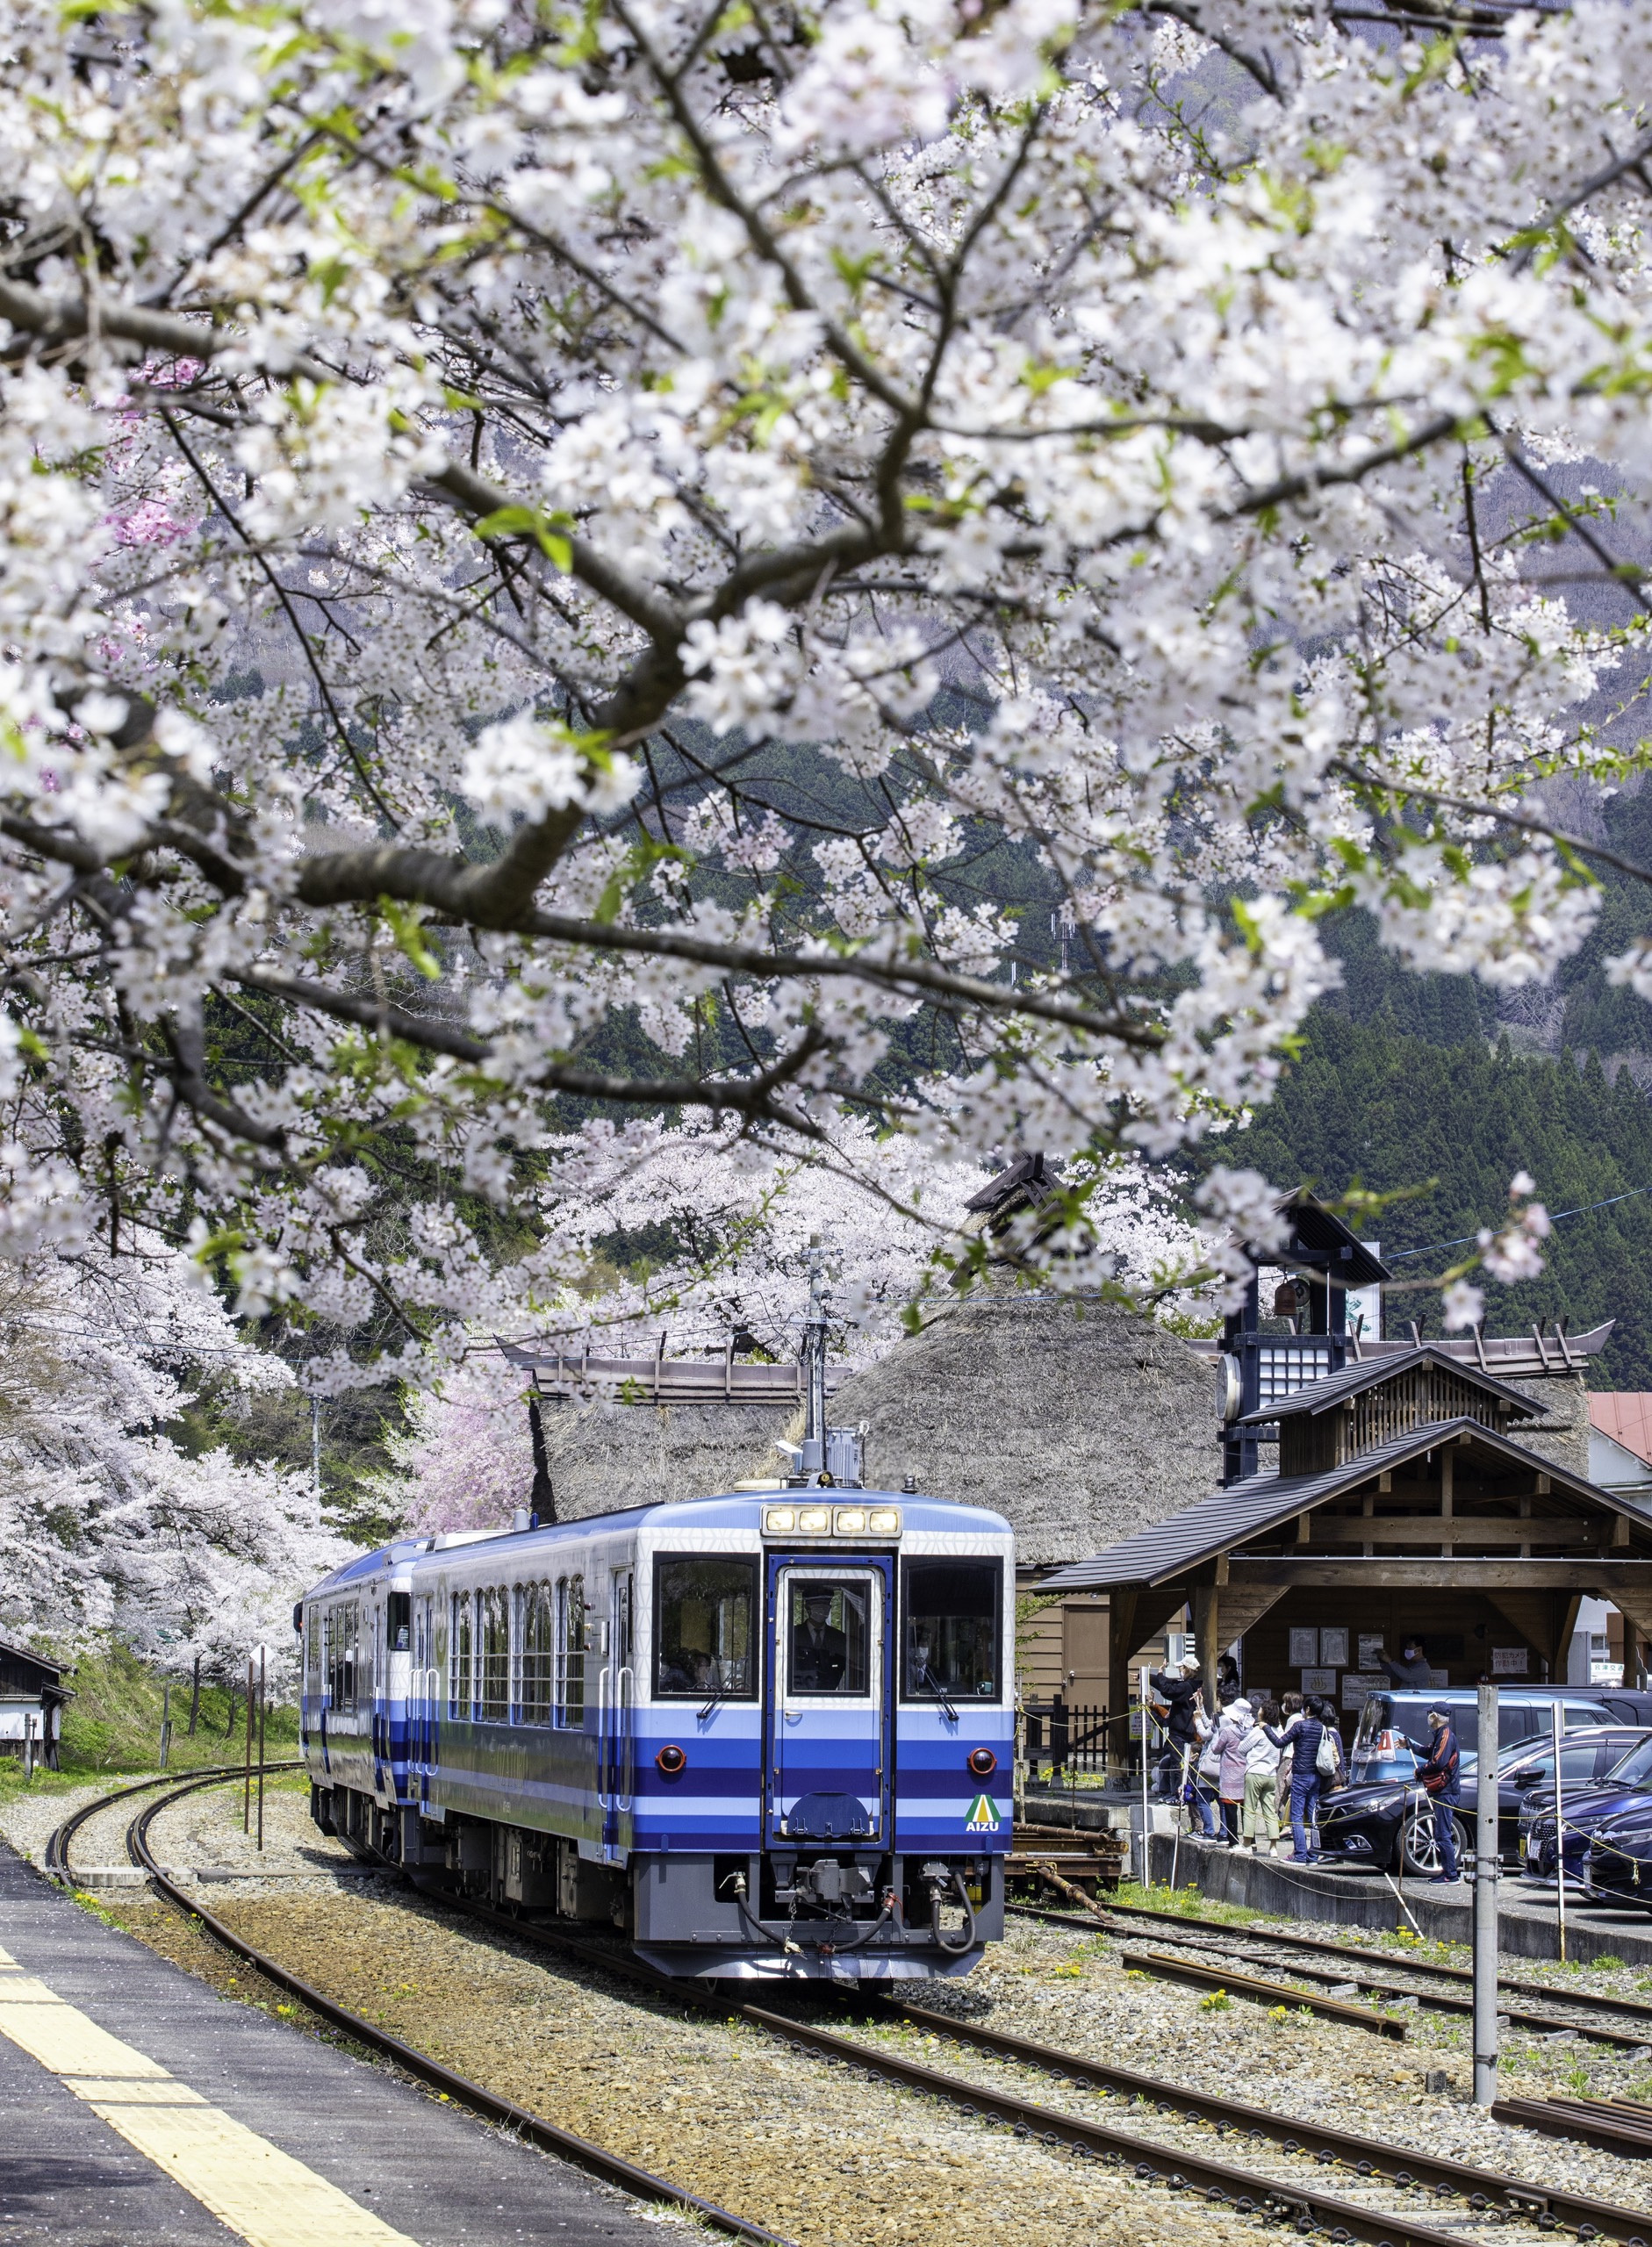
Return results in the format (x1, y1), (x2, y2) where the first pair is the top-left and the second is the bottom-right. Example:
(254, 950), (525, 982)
(298, 1486), (1013, 1978)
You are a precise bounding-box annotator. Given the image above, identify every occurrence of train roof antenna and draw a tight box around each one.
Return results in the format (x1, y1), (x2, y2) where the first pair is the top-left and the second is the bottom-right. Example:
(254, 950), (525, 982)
(801, 1232), (828, 1481)
(528, 1392), (557, 1526)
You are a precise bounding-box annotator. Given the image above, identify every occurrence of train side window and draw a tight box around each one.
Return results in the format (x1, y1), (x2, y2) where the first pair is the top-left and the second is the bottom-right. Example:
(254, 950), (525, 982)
(654, 1557), (758, 1699)
(519, 1583), (554, 1724)
(450, 1592), (473, 1718)
(901, 1559), (1002, 1703)
(556, 1575), (586, 1727)
(305, 1608), (320, 1690)
(479, 1586), (510, 1720)
(387, 1592), (411, 1653)
(325, 1600), (359, 1712)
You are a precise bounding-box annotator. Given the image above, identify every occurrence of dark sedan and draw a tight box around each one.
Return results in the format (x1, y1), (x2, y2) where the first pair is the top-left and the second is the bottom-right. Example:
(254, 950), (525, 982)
(1583, 1798), (1652, 1907)
(1497, 1728), (1650, 1859)
(1317, 1727), (1649, 1877)
(1519, 1732), (1652, 1880)
(1316, 1777), (1469, 1876)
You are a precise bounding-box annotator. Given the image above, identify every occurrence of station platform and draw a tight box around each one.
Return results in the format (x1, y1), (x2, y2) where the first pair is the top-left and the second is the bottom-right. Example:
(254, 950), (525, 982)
(0, 1842), (665, 2247)
(1146, 1829), (1652, 1967)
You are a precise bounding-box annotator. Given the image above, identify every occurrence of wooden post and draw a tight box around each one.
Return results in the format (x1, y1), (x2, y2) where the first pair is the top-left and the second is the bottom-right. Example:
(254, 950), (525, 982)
(186, 1654), (200, 1738)
(243, 1656), (254, 1834)
(256, 1648), (266, 1851)
(159, 1682), (170, 1772)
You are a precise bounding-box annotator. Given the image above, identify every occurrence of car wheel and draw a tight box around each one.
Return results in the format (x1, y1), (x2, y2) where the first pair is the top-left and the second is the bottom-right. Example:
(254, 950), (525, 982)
(1400, 1807), (1469, 1877)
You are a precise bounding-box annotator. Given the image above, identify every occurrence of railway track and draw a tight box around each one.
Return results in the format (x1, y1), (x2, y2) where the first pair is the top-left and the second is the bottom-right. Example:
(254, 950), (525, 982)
(1012, 1895), (1652, 2051)
(50, 1773), (1652, 2247)
(44, 1772), (790, 2247)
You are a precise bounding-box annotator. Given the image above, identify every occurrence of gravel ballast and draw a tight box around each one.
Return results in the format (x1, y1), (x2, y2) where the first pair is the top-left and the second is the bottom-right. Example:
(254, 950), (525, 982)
(19, 1777), (1652, 2247)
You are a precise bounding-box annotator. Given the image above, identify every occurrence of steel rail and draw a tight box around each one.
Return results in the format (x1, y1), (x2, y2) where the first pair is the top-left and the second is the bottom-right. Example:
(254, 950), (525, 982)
(120, 1774), (791, 2247)
(43, 1761), (279, 1879)
(434, 1888), (1652, 2247)
(1115, 1943), (1411, 2035)
(1012, 1898), (1652, 2042)
(892, 1999), (1652, 2243)
(1491, 2093), (1652, 2160)
(1115, 1928), (1648, 2051)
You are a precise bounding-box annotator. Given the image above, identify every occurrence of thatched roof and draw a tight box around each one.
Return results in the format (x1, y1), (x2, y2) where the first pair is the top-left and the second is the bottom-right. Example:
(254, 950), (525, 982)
(539, 1397), (776, 1521)
(828, 1292), (1215, 1569)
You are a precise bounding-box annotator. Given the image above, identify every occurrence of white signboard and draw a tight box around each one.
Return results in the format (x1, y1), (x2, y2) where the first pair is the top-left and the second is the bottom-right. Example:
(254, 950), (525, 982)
(1289, 1627), (1318, 1668)
(1358, 1634), (1386, 1671)
(1346, 1241), (1382, 1340)
(1300, 1668), (1337, 1697)
(1491, 1645), (1529, 1676)
(1319, 1627), (1350, 1669)
(1343, 1672), (1383, 1710)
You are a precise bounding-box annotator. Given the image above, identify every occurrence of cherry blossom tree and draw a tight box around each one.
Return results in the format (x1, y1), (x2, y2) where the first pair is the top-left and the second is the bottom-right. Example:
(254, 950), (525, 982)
(0, 1237), (350, 1686)
(383, 1120), (1205, 1530)
(0, 0), (1645, 1366)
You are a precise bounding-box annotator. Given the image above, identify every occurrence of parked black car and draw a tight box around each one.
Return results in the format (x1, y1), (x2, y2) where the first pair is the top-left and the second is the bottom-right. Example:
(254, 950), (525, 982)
(1318, 1727), (1651, 1876)
(1520, 1731), (1652, 1880)
(1582, 1797), (1652, 1907)
(1497, 1728), (1651, 1861)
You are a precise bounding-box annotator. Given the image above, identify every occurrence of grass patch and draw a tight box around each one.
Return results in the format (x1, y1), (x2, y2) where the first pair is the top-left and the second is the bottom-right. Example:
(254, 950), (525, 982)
(1111, 1878), (1263, 1927)
(0, 1637), (300, 1808)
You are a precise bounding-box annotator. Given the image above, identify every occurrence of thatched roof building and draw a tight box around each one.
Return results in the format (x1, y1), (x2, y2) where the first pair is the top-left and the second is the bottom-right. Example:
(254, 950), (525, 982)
(537, 1398), (775, 1522)
(829, 1292), (1213, 1569)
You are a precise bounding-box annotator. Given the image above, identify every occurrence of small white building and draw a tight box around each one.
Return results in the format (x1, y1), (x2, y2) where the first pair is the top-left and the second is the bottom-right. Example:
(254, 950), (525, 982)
(0, 1636), (68, 1774)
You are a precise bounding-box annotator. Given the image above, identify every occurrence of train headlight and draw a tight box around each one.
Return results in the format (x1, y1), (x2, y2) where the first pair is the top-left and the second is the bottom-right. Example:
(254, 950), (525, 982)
(656, 1744), (686, 1775)
(763, 1506), (797, 1533)
(833, 1506), (867, 1534)
(968, 1748), (997, 1777)
(797, 1504), (832, 1533)
(866, 1507), (901, 1535)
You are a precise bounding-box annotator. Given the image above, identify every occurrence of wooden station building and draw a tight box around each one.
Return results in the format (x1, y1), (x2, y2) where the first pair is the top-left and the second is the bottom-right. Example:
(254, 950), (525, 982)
(1045, 1338), (1652, 1720)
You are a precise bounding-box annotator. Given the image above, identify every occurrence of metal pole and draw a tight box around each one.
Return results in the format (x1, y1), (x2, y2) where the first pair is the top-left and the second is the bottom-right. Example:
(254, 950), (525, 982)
(243, 1655), (254, 1834)
(311, 1396), (321, 1498)
(1551, 1698), (1566, 1963)
(160, 1681), (170, 1771)
(256, 1648), (267, 1850)
(1139, 1674), (1151, 1887)
(1473, 1681), (1499, 2106)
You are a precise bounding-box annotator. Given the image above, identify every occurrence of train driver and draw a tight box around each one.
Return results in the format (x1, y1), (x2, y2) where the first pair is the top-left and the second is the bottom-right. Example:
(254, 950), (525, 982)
(792, 1590), (848, 1691)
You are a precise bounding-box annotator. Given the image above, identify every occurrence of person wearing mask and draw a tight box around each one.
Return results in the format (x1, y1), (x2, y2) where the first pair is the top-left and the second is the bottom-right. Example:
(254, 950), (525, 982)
(1417, 1701), (1462, 1883)
(1239, 1696), (1283, 1854)
(1285, 1698), (1328, 1863)
(1378, 1637), (1434, 1690)
(1213, 1696), (1253, 1844)
(1146, 1654), (1204, 1800)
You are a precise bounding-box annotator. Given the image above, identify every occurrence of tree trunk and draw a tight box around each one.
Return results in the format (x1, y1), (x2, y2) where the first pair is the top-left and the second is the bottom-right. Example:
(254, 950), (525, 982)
(186, 1655), (201, 1739)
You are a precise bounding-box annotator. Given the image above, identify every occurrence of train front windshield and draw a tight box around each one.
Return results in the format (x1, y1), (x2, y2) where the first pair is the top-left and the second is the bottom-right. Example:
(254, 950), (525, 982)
(903, 1558), (1000, 1700)
(786, 1579), (872, 1695)
(655, 1556), (758, 1698)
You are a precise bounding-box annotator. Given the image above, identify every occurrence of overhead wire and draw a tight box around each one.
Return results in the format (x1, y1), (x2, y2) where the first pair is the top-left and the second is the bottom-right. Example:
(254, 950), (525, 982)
(1384, 1181), (1652, 1262)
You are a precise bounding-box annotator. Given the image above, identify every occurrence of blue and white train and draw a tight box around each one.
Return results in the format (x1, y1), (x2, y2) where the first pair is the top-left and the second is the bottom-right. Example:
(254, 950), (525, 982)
(297, 1485), (1013, 1978)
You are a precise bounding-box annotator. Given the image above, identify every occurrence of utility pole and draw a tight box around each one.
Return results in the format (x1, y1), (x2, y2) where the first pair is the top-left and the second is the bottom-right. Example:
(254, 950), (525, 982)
(311, 1395), (322, 1499)
(159, 1682), (171, 1771)
(800, 1232), (828, 1480)
(243, 1655), (255, 1833)
(1551, 1699), (1567, 1963)
(1473, 1682), (1499, 2106)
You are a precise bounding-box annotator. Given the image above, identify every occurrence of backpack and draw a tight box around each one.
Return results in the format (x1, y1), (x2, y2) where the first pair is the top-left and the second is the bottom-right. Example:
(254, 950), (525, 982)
(1314, 1727), (1340, 1778)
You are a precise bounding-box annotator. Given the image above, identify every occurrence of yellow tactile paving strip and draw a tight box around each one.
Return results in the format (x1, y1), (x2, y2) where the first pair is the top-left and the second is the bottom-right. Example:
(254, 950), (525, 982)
(0, 1942), (420, 2247)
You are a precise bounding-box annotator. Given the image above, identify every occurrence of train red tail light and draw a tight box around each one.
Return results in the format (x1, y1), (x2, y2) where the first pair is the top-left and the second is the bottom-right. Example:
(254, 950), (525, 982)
(656, 1743), (687, 1775)
(967, 1748), (997, 1777)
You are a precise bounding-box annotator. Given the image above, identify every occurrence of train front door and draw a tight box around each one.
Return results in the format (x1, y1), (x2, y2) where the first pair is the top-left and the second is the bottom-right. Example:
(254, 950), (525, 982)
(764, 1558), (892, 1849)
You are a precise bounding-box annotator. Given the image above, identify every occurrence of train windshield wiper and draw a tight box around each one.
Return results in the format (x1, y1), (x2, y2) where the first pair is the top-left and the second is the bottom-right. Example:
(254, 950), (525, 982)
(698, 1677), (725, 1721)
(919, 1664), (958, 1722)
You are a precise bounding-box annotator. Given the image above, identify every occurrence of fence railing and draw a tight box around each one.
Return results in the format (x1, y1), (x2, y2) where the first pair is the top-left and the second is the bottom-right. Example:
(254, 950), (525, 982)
(1021, 1697), (1155, 1785)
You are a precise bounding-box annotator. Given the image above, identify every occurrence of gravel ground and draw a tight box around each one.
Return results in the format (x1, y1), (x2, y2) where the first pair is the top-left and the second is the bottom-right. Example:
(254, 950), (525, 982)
(29, 1781), (1652, 2247)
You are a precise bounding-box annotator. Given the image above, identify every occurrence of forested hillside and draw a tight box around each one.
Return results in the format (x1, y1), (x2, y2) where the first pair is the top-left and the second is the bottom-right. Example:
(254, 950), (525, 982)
(1210, 1012), (1652, 1389)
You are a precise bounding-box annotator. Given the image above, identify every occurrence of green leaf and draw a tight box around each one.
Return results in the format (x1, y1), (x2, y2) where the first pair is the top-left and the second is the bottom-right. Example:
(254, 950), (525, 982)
(377, 897), (442, 980)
